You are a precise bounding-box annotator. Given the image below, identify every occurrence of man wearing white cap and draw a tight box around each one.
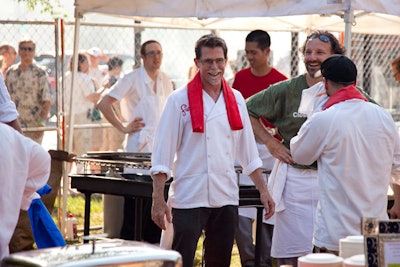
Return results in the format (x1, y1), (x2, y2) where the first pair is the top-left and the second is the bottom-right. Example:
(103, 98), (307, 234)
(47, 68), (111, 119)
(290, 55), (400, 254)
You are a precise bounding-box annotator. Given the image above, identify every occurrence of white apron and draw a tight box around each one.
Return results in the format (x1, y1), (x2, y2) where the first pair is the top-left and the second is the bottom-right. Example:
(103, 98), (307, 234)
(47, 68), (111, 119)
(271, 165), (318, 258)
(125, 89), (163, 153)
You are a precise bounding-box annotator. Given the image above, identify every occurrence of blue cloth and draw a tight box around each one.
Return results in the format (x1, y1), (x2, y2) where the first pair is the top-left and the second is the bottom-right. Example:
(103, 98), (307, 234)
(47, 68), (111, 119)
(28, 185), (66, 248)
(36, 184), (52, 196)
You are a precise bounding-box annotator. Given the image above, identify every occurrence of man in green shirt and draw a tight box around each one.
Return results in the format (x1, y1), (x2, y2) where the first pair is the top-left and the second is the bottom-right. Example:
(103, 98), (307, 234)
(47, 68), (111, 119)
(246, 31), (344, 267)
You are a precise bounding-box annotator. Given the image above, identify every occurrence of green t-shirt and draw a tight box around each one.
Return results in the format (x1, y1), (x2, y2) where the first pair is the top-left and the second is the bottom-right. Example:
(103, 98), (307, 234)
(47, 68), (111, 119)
(247, 74), (308, 146)
(246, 74), (314, 169)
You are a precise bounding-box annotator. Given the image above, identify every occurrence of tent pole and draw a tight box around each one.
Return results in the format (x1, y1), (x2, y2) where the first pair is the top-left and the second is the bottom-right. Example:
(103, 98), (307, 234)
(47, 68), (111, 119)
(134, 22), (142, 69)
(343, 8), (354, 58)
(61, 7), (82, 237)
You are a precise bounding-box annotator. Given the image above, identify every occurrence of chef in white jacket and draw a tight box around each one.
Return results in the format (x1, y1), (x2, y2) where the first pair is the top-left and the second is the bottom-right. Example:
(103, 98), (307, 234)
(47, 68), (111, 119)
(151, 34), (275, 267)
(291, 55), (400, 254)
(0, 122), (50, 260)
(97, 40), (174, 242)
(0, 74), (21, 132)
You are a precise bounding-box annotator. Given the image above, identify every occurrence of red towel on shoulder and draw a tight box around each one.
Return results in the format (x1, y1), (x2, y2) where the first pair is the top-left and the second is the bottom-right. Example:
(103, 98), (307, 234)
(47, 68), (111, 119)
(324, 84), (367, 110)
(187, 72), (243, 133)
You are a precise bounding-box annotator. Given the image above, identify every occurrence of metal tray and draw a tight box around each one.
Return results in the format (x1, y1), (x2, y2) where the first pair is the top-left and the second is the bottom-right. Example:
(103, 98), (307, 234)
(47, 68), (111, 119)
(73, 152), (152, 171)
(82, 152), (151, 161)
(1, 239), (181, 267)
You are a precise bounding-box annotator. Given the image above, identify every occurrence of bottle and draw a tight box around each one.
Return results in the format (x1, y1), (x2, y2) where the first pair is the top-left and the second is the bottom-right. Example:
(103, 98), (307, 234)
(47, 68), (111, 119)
(66, 213), (78, 240)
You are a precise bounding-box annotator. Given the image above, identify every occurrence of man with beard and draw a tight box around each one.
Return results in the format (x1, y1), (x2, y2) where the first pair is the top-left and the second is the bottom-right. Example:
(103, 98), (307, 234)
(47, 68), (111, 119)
(246, 30), (373, 267)
(290, 54), (400, 255)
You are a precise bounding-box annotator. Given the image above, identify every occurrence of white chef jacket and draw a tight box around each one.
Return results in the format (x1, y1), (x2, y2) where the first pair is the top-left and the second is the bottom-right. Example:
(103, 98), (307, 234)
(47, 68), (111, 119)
(107, 66), (173, 152)
(291, 99), (400, 251)
(0, 74), (18, 123)
(151, 85), (262, 208)
(0, 123), (50, 260)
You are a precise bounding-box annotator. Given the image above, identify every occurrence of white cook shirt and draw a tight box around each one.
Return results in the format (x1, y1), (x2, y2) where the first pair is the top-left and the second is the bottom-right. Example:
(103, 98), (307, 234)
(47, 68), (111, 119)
(107, 66), (173, 152)
(0, 123), (50, 260)
(63, 71), (96, 116)
(0, 73), (18, 123)
(291, 99), (400, 251)
(151, 85), (262, 208)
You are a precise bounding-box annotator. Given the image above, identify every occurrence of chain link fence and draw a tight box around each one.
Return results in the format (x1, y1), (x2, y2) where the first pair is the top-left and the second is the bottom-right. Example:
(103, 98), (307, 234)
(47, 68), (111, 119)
(352, 33), (400, 114)
(1, 19), (400, 150)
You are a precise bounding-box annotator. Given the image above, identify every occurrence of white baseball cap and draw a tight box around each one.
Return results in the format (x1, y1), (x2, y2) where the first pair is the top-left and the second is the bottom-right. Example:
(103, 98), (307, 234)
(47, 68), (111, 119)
(87, 47), (102, 57)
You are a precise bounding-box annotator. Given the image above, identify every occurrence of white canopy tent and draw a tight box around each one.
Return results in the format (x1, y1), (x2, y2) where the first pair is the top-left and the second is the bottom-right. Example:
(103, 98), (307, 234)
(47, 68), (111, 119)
(65, 0), (399, 231)
(74, 0), (400, 52)
(74, 0), (399, 19)
(68, 0), (400, 151)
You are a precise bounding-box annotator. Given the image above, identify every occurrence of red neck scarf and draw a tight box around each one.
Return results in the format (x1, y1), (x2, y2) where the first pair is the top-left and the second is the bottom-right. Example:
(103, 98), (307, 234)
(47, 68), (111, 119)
(187, 72), (243, 133)
(324, 84), (367, 110)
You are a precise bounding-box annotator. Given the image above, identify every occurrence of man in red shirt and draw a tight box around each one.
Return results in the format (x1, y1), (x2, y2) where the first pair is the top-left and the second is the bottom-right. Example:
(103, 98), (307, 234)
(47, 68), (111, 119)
(232, 29), (287, 267)
(233, 32), (287, 99)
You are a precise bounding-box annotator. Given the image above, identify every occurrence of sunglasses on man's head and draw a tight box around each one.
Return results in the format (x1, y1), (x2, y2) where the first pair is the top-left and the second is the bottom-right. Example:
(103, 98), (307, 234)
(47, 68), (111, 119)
(308, 34), (330, 43)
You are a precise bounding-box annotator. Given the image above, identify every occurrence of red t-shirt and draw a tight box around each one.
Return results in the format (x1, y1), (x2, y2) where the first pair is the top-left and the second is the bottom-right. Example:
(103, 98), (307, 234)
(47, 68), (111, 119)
(232, 67), (287, 140)
(232, 67), (287, 99)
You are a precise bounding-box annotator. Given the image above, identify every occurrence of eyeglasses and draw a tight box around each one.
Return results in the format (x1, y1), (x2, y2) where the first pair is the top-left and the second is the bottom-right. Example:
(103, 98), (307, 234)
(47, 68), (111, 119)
(199, 58), (226, 67)
(19, 46), (35, 52)
(145, 51), (163, 57)
(308, 34), (331, 43)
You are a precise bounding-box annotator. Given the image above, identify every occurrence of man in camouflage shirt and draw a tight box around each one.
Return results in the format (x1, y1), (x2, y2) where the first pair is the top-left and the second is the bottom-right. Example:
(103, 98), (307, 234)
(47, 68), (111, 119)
(5, 39), (52, 144)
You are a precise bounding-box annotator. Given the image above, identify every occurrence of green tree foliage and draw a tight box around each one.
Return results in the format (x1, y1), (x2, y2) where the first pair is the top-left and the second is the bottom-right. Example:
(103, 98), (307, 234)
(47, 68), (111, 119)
(16, 0), (67, 17)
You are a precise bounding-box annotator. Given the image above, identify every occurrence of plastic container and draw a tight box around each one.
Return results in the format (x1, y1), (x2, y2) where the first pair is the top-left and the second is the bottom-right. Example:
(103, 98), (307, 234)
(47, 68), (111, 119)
(66, 213), (78, 240)
(339, 235), (364, 259)
(343, 254), (366, 267)
(298, 253), (343, 267)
